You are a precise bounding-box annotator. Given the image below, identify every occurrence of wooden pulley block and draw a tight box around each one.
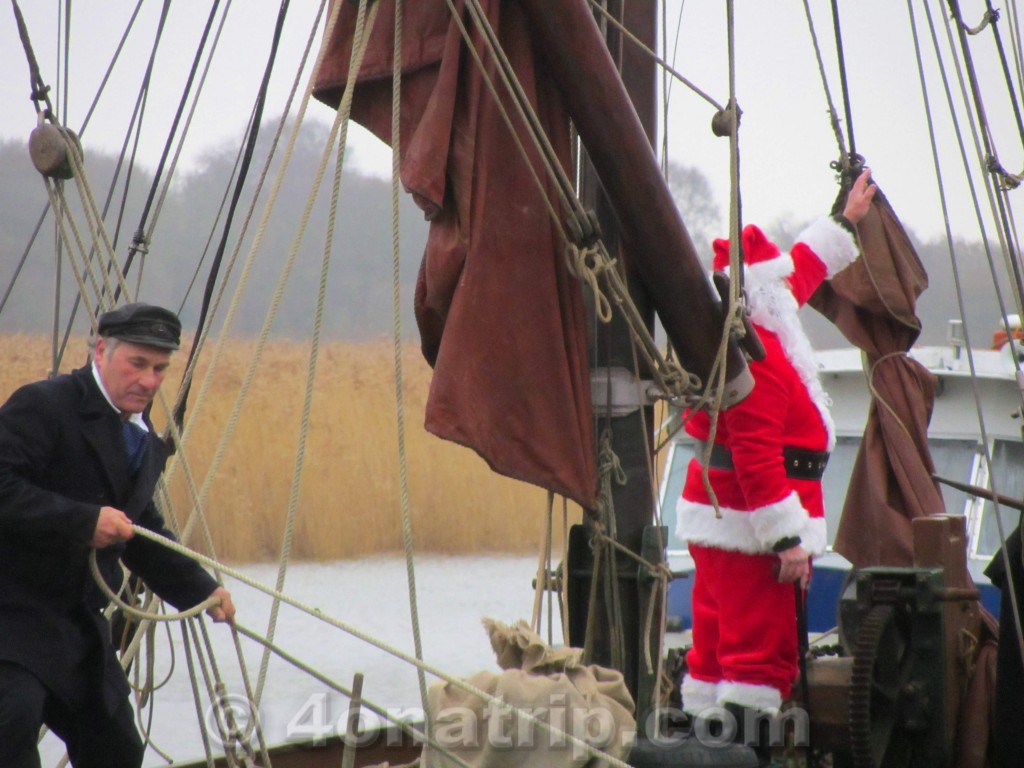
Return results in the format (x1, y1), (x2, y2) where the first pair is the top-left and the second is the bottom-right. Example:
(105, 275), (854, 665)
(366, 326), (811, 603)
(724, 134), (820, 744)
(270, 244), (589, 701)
(711, 104), (741, 138)
(29, 123), (83, 179)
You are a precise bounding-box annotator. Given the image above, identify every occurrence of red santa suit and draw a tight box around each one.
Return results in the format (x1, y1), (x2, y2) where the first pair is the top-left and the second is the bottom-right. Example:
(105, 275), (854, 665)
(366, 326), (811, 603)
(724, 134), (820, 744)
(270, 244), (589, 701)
(677, 219), (859, 715)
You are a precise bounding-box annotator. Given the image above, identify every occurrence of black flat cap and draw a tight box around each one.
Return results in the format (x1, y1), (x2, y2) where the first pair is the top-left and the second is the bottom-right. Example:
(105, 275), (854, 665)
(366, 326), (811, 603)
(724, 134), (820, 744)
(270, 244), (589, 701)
(98, 303), (181, 350)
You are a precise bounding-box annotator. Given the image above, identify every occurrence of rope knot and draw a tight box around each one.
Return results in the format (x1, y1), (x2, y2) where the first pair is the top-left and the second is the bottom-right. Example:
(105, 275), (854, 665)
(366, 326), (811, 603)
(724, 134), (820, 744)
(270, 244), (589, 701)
(565, 242), (615, 323)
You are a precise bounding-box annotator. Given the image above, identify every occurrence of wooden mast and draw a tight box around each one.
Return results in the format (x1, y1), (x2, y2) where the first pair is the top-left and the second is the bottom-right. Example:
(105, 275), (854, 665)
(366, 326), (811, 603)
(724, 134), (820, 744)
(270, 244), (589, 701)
(517, 0), (748, 729)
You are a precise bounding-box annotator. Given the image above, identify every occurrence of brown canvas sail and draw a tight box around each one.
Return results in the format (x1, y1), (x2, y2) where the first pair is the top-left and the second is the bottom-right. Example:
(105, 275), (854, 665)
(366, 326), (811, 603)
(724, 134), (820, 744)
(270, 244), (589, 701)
(313, 0), (598, 507)
(809, 172), (944, 566)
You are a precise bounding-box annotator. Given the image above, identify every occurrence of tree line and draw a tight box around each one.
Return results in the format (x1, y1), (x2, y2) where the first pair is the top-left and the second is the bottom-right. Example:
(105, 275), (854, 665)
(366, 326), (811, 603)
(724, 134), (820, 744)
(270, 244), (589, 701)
(0, 124), (1011, 352)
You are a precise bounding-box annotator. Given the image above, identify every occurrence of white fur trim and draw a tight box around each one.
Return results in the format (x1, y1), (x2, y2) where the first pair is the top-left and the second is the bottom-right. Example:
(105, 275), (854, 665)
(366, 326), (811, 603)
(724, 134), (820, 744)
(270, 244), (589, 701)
(750, 491), (810, 551)
(682, 675), (720, 715)
(795, 217), (859, 278)
(744, 251), (794, 288)
(719, 252), (795, 291)
(801, 517), (827, 556)
(746, 278), (836, 450)
(718, 680), (782, 714)
(676, 496), (828, 556)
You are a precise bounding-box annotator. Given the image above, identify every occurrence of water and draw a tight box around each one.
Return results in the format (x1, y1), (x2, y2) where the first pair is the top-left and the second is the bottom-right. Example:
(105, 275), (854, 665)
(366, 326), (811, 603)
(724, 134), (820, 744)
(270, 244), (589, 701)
(39, 554), (556, 766)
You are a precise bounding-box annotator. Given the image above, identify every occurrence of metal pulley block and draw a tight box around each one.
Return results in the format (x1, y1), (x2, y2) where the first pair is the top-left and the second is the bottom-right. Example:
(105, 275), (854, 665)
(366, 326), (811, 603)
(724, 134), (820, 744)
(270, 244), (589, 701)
(29, 121), (83, 180)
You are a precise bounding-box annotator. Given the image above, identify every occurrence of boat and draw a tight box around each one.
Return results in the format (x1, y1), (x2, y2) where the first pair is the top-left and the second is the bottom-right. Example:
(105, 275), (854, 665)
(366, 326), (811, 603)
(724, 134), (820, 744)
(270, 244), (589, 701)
(4, 1), (1024, 768)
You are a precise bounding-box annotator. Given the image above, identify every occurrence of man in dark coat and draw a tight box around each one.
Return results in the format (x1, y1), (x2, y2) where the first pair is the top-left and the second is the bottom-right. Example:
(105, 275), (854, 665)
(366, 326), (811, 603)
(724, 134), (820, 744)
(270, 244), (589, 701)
(0, 303), (235, 768)
(985, 523), (1024, 768)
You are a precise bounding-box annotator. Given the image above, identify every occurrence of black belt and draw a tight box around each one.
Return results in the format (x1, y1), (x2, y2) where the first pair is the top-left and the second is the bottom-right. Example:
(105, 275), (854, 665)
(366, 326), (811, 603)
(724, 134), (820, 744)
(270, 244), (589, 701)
(692, 439), (830, 481)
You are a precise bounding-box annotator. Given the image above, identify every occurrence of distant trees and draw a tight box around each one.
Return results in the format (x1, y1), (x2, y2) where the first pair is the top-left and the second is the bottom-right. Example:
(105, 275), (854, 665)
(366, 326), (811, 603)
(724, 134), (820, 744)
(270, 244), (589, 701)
(665, 160), (722, 261)
(0, 120), (428, 341)
(0, 133), (1014, 353)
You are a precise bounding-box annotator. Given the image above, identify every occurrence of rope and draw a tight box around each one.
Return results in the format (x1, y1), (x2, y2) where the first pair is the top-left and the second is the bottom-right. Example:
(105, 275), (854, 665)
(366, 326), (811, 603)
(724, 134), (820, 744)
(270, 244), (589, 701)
(88, 551), (219, 621)
(948, 0), (1024, 189)
(443, 0), (704, 404)
(829, 0), (857, 157)
(864, 351), (917, 442)
(232, 623), (478, 768)
(565, 243), (615, 323)
(588, 0), (724, 111)
(174, 0), (294, 428)
(133, 0), (238, 292)
(168, 0), (330, 437)
(386, 0), (432, 732)
(108, 524), (638, 768)
(160, 0), (347, 544)
(801, 0), (849, 161)
(914, 0), (1024, 674)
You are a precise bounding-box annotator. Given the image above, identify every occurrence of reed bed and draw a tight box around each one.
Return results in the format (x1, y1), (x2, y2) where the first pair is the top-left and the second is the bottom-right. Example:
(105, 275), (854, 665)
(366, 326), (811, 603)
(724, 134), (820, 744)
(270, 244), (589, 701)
(0, 334), (580, 562)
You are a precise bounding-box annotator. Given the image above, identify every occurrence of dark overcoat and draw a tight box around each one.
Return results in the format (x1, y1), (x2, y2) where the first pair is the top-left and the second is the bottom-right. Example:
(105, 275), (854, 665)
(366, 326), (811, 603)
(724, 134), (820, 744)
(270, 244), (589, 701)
(0, 365), (218, 711)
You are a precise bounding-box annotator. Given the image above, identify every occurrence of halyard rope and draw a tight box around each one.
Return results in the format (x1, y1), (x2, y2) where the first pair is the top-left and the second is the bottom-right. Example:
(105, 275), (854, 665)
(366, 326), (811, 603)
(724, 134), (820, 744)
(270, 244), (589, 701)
(93, 525), (639, 768)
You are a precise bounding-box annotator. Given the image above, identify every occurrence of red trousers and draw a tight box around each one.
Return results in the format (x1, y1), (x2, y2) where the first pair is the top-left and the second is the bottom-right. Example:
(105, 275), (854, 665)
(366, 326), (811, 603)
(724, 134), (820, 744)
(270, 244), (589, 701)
(686, 544), (801, 706)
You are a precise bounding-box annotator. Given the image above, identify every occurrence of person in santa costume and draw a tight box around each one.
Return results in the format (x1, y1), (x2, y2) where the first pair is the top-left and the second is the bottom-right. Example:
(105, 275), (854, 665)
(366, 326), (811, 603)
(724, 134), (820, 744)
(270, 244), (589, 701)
(677, 170), (876, 741)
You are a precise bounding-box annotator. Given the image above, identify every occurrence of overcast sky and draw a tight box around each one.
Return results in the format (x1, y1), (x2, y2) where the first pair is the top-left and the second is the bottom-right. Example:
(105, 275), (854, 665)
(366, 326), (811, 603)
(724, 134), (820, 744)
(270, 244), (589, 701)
(1, 0), (1020, 244)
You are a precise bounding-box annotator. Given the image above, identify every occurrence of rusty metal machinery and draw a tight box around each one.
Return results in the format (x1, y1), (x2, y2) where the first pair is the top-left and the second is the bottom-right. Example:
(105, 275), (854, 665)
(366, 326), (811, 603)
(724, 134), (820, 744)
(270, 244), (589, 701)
(806, 562), (981, 768)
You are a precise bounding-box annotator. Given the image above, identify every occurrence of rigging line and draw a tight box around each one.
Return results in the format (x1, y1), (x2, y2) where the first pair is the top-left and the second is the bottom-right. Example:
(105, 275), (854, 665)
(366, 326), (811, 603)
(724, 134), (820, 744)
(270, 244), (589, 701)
(169, 89), (357, 577)
(49, 0), (153, 353)
(703, 0), (745, 497)
(211, 617), (274, 766)
(140, 0), (243, 273)
(51, 186), (64, 379)
(0, 0), (144, 330)
(984, 0), (1024, 172)
(168, 0), (329, 444)
(252, 0), (350, 716)
(0, 209), (48, 318)
(179, 622), (223, 766)
(446, 0), (699, 401)
(39, 179), (110, 326)
(659, 0), (668, 172)
(128, 524), (639, 768)
(76, 0), (146, 135)
(148, 16), (363, 735)
(388, 0), (432, 734)
(663, 0), (687, 111)
(459, 0), (581, 218)
(947, 0), (1024, 188)
(60, 79), (156, 371)
(182, 619), (241, 762)
(829, 0), (857, 157)
(175, 0), (293, 431)
(943, 0), (1024, 320)
(60, 0), (70, 127)
(120, 0), (214, 301)
(78, 1), (173, 310)
(626, 329), (670, 693)
(159, 0), (344, 504)
(11, 0), (56, 118)
(586, 0), (724, 112)
(1007, 2), (1024, 95)
(62, 145), (135, 308)
(800, 0), (848, 160)
(231, 624), (481, 768)
(441, 0), (575, 234)
(913, 0), (1024, 668)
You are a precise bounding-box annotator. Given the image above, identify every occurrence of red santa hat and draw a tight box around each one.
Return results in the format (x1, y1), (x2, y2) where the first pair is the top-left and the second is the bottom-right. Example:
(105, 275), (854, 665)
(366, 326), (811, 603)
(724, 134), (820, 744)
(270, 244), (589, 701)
(712, 223), (836, 307)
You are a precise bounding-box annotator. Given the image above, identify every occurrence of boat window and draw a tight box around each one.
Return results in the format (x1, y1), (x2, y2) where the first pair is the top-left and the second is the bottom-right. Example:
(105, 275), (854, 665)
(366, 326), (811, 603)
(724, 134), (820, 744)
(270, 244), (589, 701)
(976, 440), (1024, 558)
(659, 439), (694, 551)
(930, 439), (977, 517)
(822, 436), (860, 547)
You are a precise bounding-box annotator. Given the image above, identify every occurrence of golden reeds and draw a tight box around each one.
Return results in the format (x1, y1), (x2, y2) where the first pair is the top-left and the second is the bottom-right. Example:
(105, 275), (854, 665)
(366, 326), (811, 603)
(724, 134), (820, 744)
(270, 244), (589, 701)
(0, 335), (580, 563)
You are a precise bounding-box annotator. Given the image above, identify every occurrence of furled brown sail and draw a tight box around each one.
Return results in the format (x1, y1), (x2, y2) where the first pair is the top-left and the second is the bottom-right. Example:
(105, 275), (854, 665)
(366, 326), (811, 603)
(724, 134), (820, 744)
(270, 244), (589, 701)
(810, 168), (943, 566)
(313, 1), (598, 507)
